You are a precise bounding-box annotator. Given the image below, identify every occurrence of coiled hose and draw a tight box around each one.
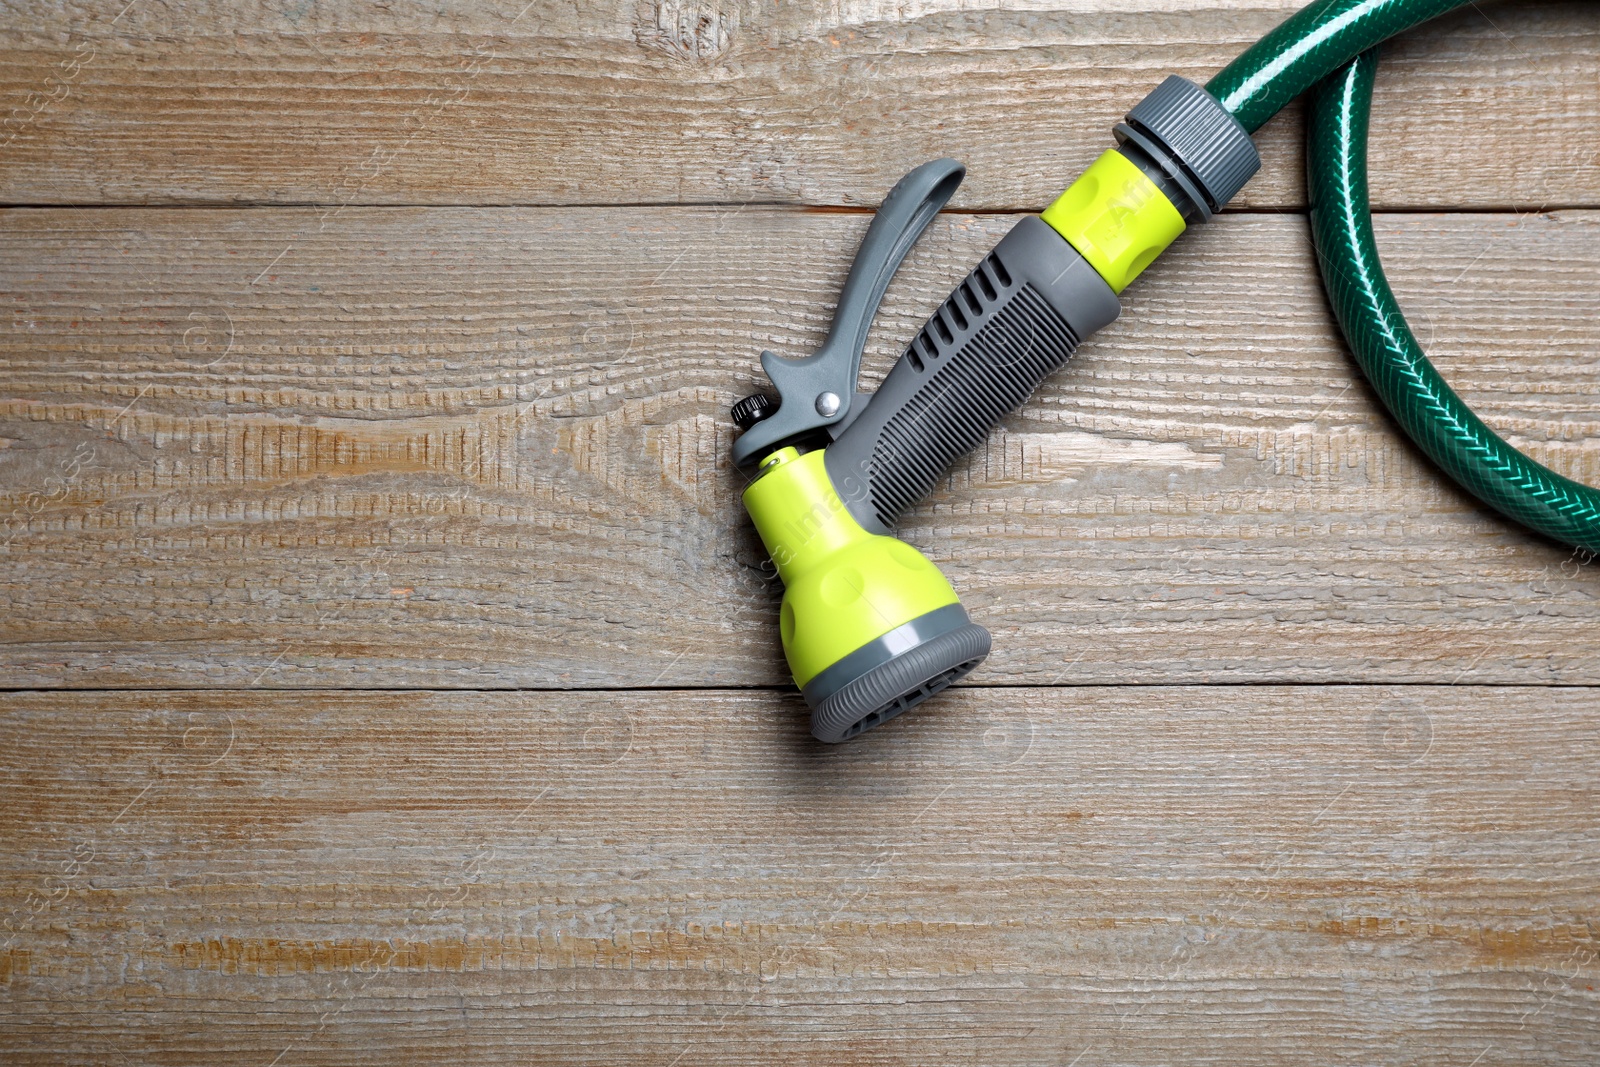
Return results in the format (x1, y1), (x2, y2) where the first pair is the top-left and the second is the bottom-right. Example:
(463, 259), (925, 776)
(1208, 0), (1600, 554)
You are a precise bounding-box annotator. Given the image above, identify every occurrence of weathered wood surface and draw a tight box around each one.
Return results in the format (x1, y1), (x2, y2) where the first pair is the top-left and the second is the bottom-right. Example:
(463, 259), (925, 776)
(2, 206), (1597, 688)
(2, 687), (1597, 1064)
(1, 1), (1597, 211)
(2, 0), (1598, 1060)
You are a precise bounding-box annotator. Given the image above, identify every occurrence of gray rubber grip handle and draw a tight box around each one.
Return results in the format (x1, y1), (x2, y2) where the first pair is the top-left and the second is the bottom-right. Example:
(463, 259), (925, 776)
(730, 158), (966, 467)
(826, 216), (1122, 535)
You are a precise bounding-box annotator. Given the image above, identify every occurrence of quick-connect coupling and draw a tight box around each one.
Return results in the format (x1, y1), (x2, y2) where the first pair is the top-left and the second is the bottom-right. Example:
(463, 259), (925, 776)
(1118, 75), (1261, 221)
(1041, 150), (1186, 294)
(1041, 75), (1260, 293)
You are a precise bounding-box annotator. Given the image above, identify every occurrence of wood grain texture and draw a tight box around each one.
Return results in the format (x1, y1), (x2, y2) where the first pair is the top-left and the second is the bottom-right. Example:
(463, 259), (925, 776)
(2, 205), (1597, 688)
(4, 1), (1597, 1060)
(0, 1), (1596, 210)
(1, 686), (1597, 1065)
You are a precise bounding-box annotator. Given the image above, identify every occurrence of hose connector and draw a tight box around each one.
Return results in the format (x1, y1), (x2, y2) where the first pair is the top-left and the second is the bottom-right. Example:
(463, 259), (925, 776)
(1040, 76), (1260, 294)
(1117, 75), (1260, 222)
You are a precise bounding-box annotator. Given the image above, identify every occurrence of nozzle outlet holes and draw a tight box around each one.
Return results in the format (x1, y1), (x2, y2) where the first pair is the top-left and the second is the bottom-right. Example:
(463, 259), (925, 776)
(836, 657), (981, 742)
(807, 613), (992, 743)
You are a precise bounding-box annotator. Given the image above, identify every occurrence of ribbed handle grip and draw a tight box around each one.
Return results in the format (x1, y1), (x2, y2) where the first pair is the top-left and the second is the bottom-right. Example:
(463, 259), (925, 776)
(825, 217), (1121, 535)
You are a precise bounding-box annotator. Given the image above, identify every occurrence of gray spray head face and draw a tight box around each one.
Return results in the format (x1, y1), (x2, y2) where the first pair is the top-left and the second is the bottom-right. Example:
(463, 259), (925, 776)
(804, 604), (992, 743)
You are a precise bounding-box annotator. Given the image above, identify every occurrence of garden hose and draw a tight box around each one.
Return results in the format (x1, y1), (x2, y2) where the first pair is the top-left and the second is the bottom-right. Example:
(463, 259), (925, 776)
(1217, 0), (1600, 554)
(732, 0), (1600, 743)
(1303, 47), (1600, 556)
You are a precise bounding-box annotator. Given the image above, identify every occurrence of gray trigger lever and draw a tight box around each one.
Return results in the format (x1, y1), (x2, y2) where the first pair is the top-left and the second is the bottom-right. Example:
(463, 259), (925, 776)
(729, 158), (966, 468)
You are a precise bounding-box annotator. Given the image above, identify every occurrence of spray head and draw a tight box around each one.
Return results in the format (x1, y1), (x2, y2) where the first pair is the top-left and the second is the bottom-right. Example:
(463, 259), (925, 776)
(729, 159), (991, 742)
(743, 445), (990, 742)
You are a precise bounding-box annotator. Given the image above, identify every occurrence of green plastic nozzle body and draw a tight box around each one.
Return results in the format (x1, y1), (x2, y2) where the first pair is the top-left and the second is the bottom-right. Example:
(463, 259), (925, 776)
(742, 447), (960, 690)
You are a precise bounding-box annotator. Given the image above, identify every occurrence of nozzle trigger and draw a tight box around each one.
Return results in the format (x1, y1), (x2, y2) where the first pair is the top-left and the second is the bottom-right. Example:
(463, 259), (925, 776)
(730, 157), (966, 468)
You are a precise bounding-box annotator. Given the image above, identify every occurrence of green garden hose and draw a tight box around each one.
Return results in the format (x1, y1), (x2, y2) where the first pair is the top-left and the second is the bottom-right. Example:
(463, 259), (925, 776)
(1207, 0), (1467, 133)
(1213, 0), (1600, 554)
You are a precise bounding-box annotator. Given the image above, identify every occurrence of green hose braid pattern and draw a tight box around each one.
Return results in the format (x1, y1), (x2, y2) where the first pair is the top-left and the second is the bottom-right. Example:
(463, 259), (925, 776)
(1305, 51), (1600, 553)
(1207, 0), (1467, 134)
(1207, 0), (1600, 553)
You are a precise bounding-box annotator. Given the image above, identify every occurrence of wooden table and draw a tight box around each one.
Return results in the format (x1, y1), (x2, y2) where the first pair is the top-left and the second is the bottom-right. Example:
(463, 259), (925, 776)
(2, 2), (1597, 1062)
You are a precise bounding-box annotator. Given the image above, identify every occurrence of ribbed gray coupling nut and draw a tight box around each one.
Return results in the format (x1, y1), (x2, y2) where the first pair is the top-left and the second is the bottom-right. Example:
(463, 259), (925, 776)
(1122, 75), (1260, 214)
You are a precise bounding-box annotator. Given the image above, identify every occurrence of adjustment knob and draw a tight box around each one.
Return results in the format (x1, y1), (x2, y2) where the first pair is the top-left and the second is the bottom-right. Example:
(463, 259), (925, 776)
(731, 392), (780, 430)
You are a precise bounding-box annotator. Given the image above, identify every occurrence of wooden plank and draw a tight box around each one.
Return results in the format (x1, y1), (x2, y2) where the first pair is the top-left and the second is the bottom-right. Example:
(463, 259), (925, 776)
(1, 686), (1597, 1064)
(0, 1), (1596, 210)
(2, 205), (1598, 689)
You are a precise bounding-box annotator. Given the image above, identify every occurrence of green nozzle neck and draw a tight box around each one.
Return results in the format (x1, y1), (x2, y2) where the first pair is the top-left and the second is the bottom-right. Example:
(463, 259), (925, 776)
(743, 448), (864, 584)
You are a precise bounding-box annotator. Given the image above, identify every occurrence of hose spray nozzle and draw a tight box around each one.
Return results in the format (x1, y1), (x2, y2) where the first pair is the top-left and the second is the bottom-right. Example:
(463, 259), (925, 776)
(732, 79), (1257, 742)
